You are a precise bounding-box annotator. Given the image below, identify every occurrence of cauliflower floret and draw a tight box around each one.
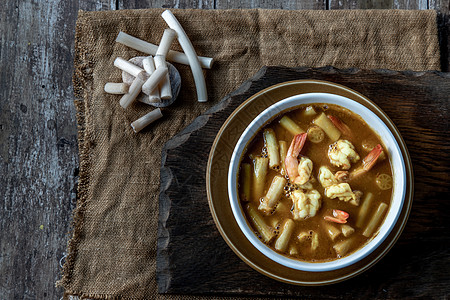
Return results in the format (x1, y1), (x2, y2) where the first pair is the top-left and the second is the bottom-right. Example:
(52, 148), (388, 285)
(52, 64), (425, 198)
(296, 157), (313, 185)
(328, 140), (360, 170)
(318, 166), (338, 188)
(290, 189), (321, 220)
(325, 183), (359, 203)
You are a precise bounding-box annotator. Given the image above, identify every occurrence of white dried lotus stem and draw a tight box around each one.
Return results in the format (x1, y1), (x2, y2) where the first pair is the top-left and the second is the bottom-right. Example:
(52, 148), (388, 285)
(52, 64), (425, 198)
(162, 10), (207, 102)
(114, 57), (146, 80)
(119, 77), (145, 109)
(116, 31), (213, 69)
(142, 56), (161, 103)
(141, 66), (168, 96)
(131, 108), (163, 133)
(156, 29), (177, 57)
(104, 82), (129, 94)
(154, 55), (172, 100)
(142, 56), (156, 73)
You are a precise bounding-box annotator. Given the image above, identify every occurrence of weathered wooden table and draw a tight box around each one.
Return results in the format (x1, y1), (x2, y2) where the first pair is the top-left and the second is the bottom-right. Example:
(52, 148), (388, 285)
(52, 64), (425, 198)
(0, 1), (449, 299)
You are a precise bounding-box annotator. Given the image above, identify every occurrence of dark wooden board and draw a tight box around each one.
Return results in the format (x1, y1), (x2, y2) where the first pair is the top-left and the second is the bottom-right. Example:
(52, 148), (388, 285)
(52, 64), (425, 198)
(157, 66), (450, 297)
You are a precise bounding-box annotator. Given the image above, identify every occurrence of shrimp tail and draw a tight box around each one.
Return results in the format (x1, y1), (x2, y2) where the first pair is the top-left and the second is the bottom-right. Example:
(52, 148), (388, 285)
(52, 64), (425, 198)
(324, 209), (349, 223)
(328, 115), (352, 137)
(285, 133), (308, 182)
(363, 144), (383, 171)
(287, 133), (307, 158)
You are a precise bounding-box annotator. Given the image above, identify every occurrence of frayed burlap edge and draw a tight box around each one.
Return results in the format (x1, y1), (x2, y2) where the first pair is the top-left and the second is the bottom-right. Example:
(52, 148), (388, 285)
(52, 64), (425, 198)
(56, 11), (96, 299)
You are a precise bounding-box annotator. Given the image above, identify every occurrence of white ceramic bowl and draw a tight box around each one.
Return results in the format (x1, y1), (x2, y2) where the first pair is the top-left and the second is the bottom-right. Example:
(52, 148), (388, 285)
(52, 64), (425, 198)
(228, 92), (406, 272)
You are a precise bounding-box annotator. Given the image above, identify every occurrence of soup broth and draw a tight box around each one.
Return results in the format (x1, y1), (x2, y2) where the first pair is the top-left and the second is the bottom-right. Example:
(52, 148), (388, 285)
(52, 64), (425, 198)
(238, 103), (393, 262)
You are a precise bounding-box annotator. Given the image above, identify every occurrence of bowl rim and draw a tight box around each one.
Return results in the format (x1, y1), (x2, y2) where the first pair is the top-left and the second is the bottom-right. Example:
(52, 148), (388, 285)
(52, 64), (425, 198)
(228, 92), (406, 272)
(206, 79), (414, 285)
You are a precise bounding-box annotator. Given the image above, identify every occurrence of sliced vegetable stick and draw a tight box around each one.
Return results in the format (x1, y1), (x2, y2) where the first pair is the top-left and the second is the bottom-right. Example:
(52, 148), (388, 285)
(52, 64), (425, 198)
(303, 106), (317, 117)
(289, 245), (298, 256)
(115, 31), (214, 69)
(130, 108), (163, 133)
(119, 77), (145, 109)
(363, 202), (388, 237)
(154, 55), (172, 100)
(325, 224), (341, 241)
(259, 175), (286, 212)
(356, 192), (373, 228)
(298, 231), (310, 242)
(142, 56), (161, 103)
(333, 238), (354, 257)
(141, 66), (168, 96)
(161, 10), (208, 102)
(275, 219), (295, 252)
(313, 113), (341, 141)
(279, 141), (287, 175)
(142, 56), (156, 73)
(156, 28), (177, 57)
(341, 224), (355, 237)
(263, 128), (280, 169)
(311, 231), (319, 251)
(240, 163), (251, 202)
(247, 204), (275, 243)
(114, 57), (146, 80)
(279, 116), (305, 135)
(253, 157), (269, 202)
(104, 82), (129, 94)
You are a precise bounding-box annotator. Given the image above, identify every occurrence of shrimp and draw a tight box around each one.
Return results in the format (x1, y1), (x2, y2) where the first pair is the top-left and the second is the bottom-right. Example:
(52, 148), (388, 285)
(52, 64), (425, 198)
(328, 140), (360, 170)
(318, 166), (338, 188)
(325, 183), (359, 203)
(327, 115), (352, 137)
(298, 157), (313, 184)
(324, 209), (349, 224)
(285, 133), (312, 185)
(334, 171), (350, 183)
(290, 189), (321, 220)
(350, 144), (383, 179)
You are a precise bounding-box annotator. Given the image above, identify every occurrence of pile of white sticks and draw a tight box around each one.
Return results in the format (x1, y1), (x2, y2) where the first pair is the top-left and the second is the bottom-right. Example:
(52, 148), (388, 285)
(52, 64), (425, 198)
(104, 10), (214, 133)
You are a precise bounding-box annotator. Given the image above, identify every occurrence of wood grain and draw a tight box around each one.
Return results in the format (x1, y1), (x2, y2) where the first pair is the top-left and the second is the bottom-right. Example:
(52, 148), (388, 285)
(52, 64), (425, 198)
(0, 1), (114, 299)
(329, 0), (428, 9)
(158, 66), (450, 297)
(119, 0), (215, 9)
(430, 0), (450, 13)
(216, 0), (325, 9)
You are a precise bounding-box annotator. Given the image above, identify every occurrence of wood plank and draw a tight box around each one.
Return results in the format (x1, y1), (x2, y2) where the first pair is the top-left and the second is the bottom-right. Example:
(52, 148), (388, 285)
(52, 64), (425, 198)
(158, 66), (450, 296)
(216, 0), (325, 9)
(430, 0), (450, 13)
(0, 1), (114, 299)
(329, 0), (427, 9)
(79, 0), (116, 10)
(119, 0), (214, 9)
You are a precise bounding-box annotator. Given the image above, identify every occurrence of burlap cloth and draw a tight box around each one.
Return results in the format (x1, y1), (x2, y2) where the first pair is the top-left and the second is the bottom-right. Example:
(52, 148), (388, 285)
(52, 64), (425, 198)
(59, 8), (440, 299)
